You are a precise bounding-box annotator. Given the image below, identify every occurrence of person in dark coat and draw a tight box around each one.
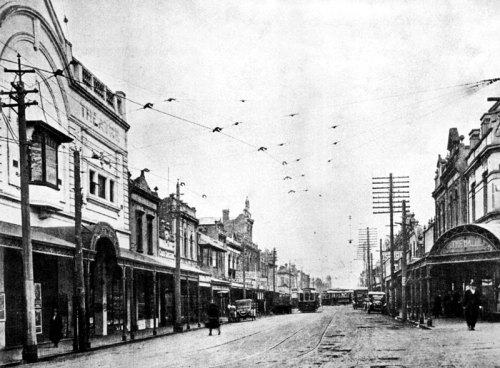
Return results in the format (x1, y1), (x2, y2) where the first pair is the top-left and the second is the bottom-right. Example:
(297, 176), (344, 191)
(49, 308), (63, 347)
(463, 280), (481, 331)
(206, 301), (221, 336)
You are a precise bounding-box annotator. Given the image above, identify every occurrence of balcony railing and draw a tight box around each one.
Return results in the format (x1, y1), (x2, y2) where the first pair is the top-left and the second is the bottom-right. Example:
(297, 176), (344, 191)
(72, 59), (125, 118)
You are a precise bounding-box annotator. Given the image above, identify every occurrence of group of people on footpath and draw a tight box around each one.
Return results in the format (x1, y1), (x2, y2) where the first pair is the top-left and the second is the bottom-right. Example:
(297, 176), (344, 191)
(433, 280), (482, 331)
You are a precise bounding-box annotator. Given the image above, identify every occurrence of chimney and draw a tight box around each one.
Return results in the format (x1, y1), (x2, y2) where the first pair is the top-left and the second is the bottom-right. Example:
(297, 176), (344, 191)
(222, 209), (229, 223)
(469, 129), (480, 149)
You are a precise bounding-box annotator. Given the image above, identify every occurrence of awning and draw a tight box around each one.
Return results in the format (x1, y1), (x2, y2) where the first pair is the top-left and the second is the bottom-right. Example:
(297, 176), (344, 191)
(198, 233), (226, 252)
(0, 221), (76, 258)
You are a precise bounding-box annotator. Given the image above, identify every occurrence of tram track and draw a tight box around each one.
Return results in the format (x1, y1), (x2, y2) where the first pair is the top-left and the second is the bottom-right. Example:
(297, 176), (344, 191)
(204, 313), (336, 367)
(296, 314), (336, 357)
(206, 325), (307, 368)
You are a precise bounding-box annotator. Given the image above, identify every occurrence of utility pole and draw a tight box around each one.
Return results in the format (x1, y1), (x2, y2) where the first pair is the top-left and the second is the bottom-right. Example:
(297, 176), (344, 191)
(73, 150), (87, 351)
(242, 241), (246, 299)
(366, 227), (371, 290)
(379, 239), (384, 293)
(1, 54), (39, 363)
(174, 180), (183, 332)
(401, 200), (408, 322)
(372, 174), (409, 317)
(288, 261), (292, 296)
(357, 227), (377, 290)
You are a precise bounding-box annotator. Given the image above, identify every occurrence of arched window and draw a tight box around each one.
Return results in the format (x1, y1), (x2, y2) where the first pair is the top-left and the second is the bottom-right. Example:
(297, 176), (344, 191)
(190, 234), (193, 259)
(183, 231), (187, 257)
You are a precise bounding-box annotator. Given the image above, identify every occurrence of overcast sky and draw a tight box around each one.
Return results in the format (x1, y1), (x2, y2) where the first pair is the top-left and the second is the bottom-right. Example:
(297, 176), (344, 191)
(51, 0), (500, 287)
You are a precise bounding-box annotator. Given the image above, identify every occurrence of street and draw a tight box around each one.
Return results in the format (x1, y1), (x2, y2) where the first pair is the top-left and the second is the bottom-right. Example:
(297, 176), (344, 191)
(22, 306), (500, 368)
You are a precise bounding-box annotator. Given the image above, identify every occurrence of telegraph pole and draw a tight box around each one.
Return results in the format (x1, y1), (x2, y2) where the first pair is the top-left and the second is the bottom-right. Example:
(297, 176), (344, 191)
(242, 241), (246, 299)
(379, 239), (384, 293)
(357, 227), (377, 290)
(401, 200), (408, 322)
(1, 54), (39, 363)
(366, 227), (371, 290)
(174, 180), (183, 332)
(73, 150), (87, 351)
(372, 174), (409, 317)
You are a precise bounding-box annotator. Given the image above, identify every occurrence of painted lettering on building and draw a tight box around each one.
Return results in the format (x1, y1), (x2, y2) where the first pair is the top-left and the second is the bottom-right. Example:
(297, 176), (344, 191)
(442, 235), (494, 255)
(81, 103), (122, 145)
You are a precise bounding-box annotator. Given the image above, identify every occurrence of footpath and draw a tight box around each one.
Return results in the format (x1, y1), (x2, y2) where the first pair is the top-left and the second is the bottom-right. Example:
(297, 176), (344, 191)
(0, 319), (227, 367)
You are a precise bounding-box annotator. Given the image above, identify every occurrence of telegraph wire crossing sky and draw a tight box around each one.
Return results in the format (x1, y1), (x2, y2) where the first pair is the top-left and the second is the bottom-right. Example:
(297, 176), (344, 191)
(41, 0), (500, 286)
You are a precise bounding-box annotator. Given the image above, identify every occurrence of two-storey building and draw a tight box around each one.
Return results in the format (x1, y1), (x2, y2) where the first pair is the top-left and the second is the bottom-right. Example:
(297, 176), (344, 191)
(0, 0), (135, 355)
(427, 101), (500, 319)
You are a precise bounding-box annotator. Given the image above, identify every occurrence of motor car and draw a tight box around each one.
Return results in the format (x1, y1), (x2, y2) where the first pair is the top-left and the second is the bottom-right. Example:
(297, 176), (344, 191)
(366, 291), (386, 314)
(352, 287), (368, 310)
(234, 299), (256, 321)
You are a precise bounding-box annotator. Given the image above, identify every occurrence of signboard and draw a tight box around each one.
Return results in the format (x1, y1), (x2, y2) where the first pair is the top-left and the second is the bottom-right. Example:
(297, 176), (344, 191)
(441, 235), (494, 255)
(35, 309), (42, 334)
(34, 283), (42, 334)
(235, 271), (260, 280)
(34, 283), (42, 308)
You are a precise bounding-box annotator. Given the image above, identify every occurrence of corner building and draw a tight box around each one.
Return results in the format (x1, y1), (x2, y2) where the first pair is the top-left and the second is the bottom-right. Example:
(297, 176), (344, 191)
(428, 100), (500, 319)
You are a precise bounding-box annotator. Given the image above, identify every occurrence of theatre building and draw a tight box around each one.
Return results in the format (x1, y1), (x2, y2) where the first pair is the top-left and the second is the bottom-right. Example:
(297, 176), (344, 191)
(428, 101), (500, 319)
(0, 0), (172, 358)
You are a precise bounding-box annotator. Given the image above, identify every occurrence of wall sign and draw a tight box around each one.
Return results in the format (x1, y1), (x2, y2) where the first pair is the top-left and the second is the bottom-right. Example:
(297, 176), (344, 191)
(441, 235), (494, 255)
(80, 103), (124, 146)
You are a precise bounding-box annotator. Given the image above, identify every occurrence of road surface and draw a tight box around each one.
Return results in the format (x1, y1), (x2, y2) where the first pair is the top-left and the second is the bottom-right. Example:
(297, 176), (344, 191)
(25, 305), (500, 367)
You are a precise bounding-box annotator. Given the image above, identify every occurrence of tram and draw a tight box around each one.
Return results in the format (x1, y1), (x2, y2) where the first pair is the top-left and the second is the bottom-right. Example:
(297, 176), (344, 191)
(297, 287), (320, 312)
(321, 289), (353, 306)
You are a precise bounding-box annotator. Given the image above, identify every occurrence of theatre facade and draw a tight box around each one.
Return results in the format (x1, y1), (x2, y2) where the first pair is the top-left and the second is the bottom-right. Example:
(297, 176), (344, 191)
(402, 99), (500, 321)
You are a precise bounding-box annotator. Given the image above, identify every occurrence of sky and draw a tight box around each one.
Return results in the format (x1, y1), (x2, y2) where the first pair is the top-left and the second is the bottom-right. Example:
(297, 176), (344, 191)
(50, 0), (500, 287)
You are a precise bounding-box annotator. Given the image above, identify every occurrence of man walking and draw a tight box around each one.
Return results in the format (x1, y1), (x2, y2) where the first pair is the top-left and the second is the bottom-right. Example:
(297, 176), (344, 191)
(463, 280), (481, 331)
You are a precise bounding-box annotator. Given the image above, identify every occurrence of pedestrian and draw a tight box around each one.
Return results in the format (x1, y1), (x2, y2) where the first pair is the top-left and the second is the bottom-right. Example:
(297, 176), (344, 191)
(463, 280), (481, 331)
(49, 307), (63, 347)
(433, 293), (442, 318)
(206, 301), (221, 336)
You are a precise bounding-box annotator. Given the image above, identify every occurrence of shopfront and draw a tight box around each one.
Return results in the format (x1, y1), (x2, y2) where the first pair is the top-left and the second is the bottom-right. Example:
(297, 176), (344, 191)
(427, 224), (500, 318)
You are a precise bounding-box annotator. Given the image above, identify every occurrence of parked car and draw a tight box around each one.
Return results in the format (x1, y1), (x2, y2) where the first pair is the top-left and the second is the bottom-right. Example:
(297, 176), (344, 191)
(366, 291), (386, 314)
(235, 299), (256, 321)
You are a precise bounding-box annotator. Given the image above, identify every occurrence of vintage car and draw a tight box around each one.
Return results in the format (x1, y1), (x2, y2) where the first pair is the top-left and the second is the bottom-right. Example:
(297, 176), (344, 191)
(366, 291), (386, 314)
(352, 287), (368, 310)
(235, 299), (256, 321)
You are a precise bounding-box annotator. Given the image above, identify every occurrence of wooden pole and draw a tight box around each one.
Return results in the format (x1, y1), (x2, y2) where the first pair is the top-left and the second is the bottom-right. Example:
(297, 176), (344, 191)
(1, 54), (39, 362)
(74, 150), (87, 351)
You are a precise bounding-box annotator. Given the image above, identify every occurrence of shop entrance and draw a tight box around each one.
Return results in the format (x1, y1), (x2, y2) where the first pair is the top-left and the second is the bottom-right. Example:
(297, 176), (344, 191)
(89, 237), (121, 336)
